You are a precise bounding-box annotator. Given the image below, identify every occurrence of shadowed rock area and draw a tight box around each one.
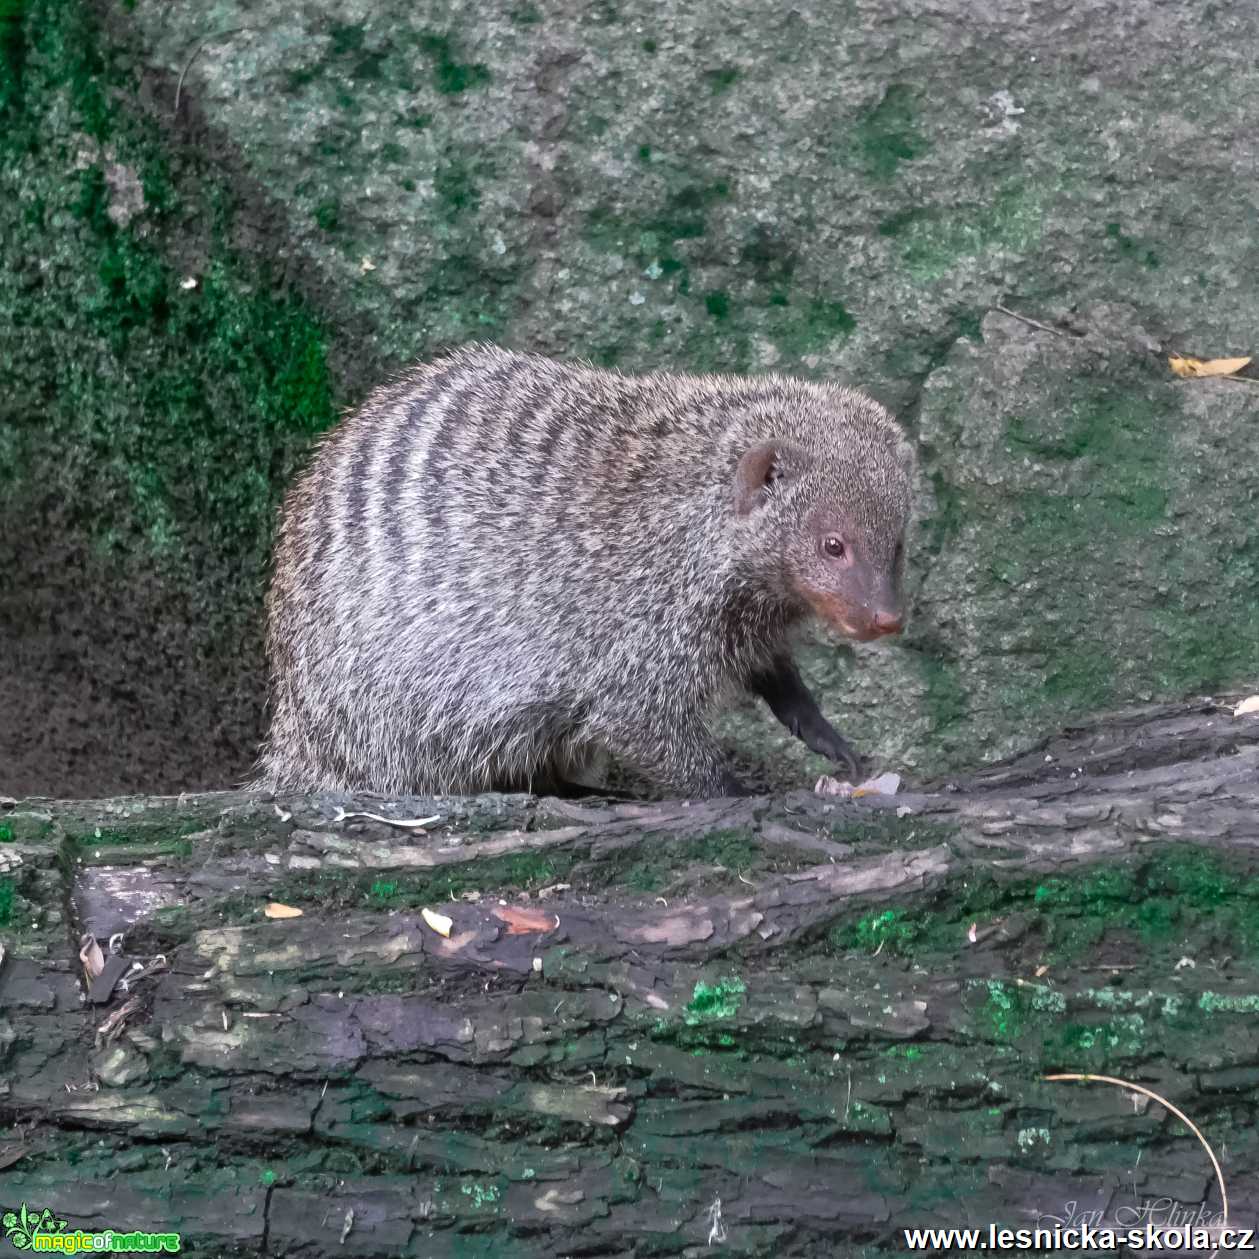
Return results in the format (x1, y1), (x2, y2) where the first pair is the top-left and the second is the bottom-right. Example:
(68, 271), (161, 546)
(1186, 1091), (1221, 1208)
(1, 2), (1256, 794)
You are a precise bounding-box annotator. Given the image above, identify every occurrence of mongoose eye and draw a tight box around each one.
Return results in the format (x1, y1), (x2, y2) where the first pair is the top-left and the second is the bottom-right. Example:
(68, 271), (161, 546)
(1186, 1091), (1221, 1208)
(823, 536), (846, 559)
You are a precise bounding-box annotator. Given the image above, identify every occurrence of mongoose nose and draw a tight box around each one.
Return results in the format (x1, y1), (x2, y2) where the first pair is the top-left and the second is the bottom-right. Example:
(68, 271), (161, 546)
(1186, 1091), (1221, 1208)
(872, 611), (904, 636)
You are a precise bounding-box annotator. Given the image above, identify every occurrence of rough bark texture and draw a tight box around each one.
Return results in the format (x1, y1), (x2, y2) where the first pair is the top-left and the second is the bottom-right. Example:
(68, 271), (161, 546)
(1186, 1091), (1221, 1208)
(2, 696), (1259, 1254)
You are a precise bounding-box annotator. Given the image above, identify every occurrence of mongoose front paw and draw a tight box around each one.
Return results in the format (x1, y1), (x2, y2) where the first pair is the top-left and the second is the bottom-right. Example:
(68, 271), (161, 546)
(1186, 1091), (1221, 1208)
(803, 725), (863, 780)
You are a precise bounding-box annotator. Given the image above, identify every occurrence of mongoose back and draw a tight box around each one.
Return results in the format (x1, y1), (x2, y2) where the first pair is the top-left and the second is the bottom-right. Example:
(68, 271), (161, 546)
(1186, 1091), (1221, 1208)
(255, 344), (914, 797)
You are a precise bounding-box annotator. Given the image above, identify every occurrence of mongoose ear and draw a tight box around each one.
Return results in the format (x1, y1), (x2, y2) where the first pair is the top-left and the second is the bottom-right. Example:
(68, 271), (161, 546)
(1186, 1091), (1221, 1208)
(734, 441), (798, 516)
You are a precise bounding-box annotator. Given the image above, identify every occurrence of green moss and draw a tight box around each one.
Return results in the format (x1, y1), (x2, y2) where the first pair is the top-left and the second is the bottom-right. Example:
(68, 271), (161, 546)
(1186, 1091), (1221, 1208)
(991, 384), (1187, 708)
(0, 877), (12, 925)
(0, 0), (347, 571)
(433, 160), (481, 219)
(918, 652), (968, 733)
(641, 37), (657, 53)
(0, 0), (27, 114)
(883, 184), (1045, 282)
(739, 224), (797, 283)
(979, 979), (1024, 1040)
(703, 290), (730, 319)
(769, 296), (857, 358)
(417, 32), (491, 94)
(258, 851), (577, 915)
(854, 84), (928, 179)
(1199, 992), (1259, 1015)
(313, 198), (339, 231)
(603, 828), (792, 895)
(0, 823), (11, 843)
(827, 811), (954, 850)
(510, 3), (542, 24)
(684, 976), (746, 1024)
(845, 908), (920, 954)
(1104, 220), (1160, 268)
(827, 849), (1259, 971)
(705, 66), (739, 94)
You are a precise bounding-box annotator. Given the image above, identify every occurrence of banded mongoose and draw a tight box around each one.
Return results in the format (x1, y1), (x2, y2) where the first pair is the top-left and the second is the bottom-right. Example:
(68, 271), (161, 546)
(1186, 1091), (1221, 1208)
(255, 344), (914, 798)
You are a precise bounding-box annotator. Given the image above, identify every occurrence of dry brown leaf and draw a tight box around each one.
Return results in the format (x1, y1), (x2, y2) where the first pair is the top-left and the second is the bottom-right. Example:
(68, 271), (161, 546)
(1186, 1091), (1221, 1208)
(1233, 695), (1259, 717)
(1168, 353), (1251, 378)
(493, 905), (560, 935)
(78, 933), (105, 980)
(421, 906), (454, 937)
(264, 902), (303, 919)
(852, 771), (902, 798)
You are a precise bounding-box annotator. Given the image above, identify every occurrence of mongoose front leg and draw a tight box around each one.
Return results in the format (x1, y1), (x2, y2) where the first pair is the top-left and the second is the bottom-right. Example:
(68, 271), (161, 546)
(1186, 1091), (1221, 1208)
(747, 655), (862, 779)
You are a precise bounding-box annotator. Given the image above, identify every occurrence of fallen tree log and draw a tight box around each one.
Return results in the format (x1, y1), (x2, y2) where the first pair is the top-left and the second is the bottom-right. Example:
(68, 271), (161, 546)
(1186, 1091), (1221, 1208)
(2, 696), (1259, 1255)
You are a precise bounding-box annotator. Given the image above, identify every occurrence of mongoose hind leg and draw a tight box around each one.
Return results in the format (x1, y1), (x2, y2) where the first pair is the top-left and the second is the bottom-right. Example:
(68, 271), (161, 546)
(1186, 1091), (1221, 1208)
(747, 654), (863, 780)
(598, 707), (748, 799)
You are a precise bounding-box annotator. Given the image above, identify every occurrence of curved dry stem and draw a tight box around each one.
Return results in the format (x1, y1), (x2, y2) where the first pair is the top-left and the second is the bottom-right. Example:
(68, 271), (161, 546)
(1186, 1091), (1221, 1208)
(1045, 1072), (1229, 1240)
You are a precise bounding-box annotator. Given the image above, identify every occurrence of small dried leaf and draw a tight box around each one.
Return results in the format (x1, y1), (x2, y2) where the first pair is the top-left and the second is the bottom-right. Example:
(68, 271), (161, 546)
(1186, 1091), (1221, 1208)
(264, 902), (303, 919)
(493, 905), (560, 935)
(1168, 353), (1251, 378)
(1034, 965), (1049, 978)
(421, 906), (454, 937)
(79, 934), (105, 979)
(967, 921), (978, 944)
(1232, 695), (1259, 717)
(853, 772), (902, 798)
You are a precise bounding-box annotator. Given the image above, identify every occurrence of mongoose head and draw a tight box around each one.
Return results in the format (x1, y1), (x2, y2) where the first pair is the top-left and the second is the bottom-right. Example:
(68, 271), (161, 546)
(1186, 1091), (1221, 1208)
(733, 392), (915, 642)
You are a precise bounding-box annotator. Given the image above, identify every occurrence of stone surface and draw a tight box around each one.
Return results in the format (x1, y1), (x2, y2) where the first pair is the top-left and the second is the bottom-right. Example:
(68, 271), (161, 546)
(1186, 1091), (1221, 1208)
(1, 0), (1256, 793)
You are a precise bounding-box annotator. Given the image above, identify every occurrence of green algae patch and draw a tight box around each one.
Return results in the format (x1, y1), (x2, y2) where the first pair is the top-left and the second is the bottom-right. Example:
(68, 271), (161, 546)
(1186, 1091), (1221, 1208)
(844, 909), (920, 955)
(854, 84), (929, 179)
(685, 976), (747, 1025)
(257, 852), (579, 916)
(2, 0), (340, 564)
(827, 849), (1259, 969)
(585, 827), (818, 897)
(1199, 992), (1259, 1015)
(826, 809), (956, 851)
(0, 877), (13, 926)
(881, 184), (1045, 281)
(1104, 220), (1160, 269)
(417, 32), (491, 94)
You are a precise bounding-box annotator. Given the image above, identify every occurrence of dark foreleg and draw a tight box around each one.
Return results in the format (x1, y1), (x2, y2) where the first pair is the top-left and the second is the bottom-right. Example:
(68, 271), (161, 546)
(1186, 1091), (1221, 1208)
(746, 655), (862, 779)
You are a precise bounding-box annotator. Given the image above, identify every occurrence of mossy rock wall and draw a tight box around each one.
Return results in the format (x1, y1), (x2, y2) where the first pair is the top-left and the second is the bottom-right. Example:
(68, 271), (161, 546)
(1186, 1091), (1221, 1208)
(1, 0), (1256, 794)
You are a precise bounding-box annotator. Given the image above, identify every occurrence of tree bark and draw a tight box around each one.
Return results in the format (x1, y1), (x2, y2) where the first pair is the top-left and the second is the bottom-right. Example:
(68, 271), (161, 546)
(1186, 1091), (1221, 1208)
(2, 696), (1258, 1255)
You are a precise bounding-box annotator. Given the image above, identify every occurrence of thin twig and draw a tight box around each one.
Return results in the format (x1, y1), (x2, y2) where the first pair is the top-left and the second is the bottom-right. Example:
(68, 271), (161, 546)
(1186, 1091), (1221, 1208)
(174, 28), (245, 116)
(1045, 1071), (1229, 1241)
(994, 304), (1073, 339)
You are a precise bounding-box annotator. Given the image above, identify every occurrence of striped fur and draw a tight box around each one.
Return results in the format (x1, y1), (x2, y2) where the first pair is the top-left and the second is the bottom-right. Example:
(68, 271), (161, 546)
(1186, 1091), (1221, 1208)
(254, 345), (914, 796)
